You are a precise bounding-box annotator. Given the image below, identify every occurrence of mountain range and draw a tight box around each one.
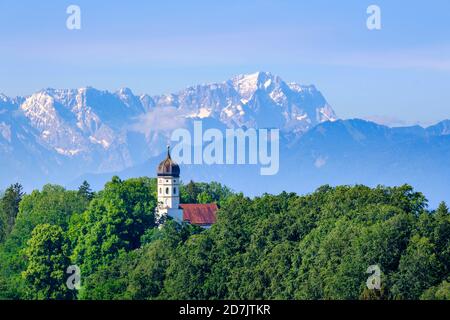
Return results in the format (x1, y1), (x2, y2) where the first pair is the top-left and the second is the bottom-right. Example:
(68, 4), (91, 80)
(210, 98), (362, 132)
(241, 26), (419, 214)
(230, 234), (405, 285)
(1, 72), (449, 207)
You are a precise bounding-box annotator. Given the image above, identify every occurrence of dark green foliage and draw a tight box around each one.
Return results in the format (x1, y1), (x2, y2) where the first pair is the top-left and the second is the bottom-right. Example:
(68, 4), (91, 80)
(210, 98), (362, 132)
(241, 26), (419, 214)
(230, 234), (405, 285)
(156, 185), (449, 300)
(77, 180), (94, 202)
(197, 191), (213, 204)
(0, 192), (5, 242)
(390, 236), (443, 299)
(420, 280), (450, 300)
(182, 180), (200, 204)
(22, 224), (74, 300)
(78, 250), (138, 300)
(0, 184), (88, 299)
(0, 183), (24, 237)
(181, 180), (233, 206)
(79, 220), (199, 300)
(71, 177), (157, 277)
(1, 180), (449, 300)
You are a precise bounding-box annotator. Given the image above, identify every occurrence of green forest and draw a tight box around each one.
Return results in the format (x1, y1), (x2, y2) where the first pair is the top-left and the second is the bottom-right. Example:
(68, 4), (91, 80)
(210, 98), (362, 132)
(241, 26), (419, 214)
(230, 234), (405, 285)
(0, 177), (449, 300)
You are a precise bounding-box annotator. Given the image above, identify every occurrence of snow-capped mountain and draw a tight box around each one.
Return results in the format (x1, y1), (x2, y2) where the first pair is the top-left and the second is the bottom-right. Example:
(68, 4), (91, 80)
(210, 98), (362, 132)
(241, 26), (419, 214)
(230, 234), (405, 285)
(2, 72), (450, 206)
(152, 71), (336, 133)
(0, 72), (336, 189)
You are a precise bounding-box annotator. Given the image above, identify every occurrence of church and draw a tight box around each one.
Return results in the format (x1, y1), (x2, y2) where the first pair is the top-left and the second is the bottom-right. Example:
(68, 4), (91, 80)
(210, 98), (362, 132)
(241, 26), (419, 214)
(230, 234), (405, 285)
(155, 147), (218, 228)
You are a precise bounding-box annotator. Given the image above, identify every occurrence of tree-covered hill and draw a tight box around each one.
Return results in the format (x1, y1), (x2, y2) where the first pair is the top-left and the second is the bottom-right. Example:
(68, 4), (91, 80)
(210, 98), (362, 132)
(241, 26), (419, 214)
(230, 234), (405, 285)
(0, 179), (449, 300)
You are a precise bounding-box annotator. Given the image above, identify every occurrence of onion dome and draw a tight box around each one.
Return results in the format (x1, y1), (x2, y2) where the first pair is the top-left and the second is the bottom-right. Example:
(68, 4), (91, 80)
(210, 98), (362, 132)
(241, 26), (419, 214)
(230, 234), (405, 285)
(157, 146), (180, 177)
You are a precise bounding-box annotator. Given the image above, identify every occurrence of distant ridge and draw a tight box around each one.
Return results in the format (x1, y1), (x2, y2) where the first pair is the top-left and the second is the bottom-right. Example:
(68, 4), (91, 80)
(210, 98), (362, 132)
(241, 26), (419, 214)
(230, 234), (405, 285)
(1, 73), (450, 206)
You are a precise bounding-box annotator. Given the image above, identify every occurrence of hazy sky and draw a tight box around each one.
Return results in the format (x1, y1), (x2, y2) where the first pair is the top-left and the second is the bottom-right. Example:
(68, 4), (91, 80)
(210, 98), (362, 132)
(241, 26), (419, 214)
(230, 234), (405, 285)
(1, 0), (449, 125)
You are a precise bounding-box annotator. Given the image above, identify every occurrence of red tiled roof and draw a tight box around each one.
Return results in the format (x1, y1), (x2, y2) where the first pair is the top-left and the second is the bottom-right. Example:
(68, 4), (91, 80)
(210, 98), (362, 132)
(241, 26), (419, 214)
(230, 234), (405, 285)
(180, 203), (218, 226)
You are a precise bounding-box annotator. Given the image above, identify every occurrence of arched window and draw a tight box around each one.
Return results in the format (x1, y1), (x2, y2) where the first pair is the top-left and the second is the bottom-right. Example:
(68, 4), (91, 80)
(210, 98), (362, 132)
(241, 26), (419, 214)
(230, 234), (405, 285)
(159, 188), (162, 194)
(166, 187), (169, 195)
(173, 187), (177, 195)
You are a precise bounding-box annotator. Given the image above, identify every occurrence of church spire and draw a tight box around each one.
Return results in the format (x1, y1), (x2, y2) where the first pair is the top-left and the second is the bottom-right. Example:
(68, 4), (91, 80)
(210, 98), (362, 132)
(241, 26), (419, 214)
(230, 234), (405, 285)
(167, 145), (171, 159)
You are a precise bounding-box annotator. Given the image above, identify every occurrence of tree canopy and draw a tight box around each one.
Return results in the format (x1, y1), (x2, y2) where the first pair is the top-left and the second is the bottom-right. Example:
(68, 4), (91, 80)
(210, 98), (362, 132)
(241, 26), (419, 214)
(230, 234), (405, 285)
(0, 180), (449, 300)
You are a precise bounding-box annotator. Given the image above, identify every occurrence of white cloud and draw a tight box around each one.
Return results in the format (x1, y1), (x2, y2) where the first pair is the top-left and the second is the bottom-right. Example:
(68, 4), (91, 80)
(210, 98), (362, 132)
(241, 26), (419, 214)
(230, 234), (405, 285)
(129, 106), (187, 136)
(314, 156), (327, 168)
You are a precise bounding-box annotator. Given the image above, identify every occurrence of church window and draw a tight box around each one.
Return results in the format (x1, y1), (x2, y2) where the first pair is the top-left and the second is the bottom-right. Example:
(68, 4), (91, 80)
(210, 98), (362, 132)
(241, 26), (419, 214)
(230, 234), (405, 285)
(174, 187), (177, 194)
(166, 187), (169, 194)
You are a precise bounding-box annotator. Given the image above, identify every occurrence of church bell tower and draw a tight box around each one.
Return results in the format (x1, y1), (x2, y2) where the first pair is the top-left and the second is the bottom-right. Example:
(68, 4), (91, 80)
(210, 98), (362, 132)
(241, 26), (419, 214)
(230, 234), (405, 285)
(155, 146), (183, 223)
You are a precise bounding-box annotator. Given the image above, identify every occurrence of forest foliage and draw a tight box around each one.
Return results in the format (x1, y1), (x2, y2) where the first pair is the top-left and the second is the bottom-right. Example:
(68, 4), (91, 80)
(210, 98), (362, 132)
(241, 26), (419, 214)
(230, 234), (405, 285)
(0, 178), (449, 300)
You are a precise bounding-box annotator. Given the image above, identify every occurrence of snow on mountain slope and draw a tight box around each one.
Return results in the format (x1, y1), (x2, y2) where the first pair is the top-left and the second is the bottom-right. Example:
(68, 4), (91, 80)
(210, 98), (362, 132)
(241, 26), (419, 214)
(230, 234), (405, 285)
(153, 71), (337, 133)
(2, 73), (450, 206)
(0, 72), (337, 189)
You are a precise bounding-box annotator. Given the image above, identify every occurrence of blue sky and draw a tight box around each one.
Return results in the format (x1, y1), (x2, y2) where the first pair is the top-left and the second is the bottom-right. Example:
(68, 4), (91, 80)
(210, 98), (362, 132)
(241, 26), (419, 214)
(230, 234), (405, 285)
(1, 0), (449, 125)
